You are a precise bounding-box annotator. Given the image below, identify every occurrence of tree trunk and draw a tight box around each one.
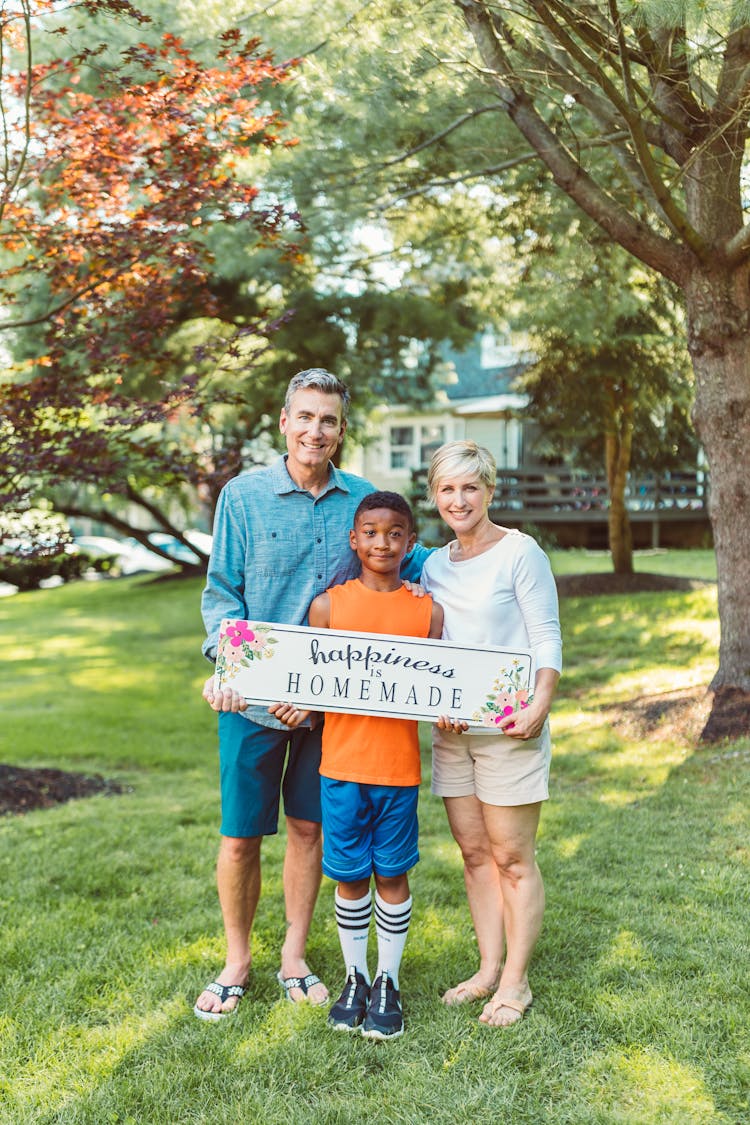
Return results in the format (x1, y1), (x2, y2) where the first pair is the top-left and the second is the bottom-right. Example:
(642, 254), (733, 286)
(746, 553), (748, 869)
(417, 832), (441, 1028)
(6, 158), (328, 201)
(684, 266), (750, 736)
(605, 396), (634, 575)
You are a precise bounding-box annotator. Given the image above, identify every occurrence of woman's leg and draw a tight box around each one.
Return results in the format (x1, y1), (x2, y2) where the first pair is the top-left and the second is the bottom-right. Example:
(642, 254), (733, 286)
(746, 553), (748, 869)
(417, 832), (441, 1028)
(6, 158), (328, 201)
(441, 794), (504, 1003)
(479, 801), (543, 1026)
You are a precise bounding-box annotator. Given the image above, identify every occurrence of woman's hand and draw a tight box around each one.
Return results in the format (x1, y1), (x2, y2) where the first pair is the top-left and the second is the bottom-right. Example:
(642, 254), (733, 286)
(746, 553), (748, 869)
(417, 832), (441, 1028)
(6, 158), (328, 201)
(268, 701), (312, 729)
(497, 669), (559, 740)
(401, 579), (426, 598)
(437, 715), (470, 733)
(496, 701), (547, 740)
(203, 674), (248, 713)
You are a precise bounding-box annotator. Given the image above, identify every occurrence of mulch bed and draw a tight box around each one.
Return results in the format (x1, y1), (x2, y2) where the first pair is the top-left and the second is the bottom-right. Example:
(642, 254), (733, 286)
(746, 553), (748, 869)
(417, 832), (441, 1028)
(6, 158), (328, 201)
(554, 571), (713, 598)
(0, 764), (127, 817)
(1, 572), (744, 817)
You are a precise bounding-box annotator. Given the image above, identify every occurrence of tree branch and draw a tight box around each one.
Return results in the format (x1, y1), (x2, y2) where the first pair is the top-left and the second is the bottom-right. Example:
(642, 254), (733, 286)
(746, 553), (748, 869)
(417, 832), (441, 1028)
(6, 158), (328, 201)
(0, 2), (34, 225)
(724, 221), (750, 267)
(455, 0), (692, 284)
(525, 0), (707, 256)
(377, 133), (628, 209)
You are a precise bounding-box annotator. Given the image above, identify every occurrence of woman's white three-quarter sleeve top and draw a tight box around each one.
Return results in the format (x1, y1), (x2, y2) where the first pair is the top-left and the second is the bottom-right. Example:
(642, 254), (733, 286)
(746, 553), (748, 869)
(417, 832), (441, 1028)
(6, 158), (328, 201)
(420, 529), (563, 674)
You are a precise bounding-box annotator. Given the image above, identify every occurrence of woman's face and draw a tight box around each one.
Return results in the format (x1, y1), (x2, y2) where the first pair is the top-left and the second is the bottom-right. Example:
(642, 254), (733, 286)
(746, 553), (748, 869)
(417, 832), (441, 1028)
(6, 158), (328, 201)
(433, 471), (493, 536)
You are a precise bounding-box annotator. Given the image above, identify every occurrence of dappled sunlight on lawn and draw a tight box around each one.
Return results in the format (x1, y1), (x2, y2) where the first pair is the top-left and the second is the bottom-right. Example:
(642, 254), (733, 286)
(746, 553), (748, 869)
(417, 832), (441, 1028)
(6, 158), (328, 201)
(8, 998), (185, 1119)
(578, 1044), (722, 1124)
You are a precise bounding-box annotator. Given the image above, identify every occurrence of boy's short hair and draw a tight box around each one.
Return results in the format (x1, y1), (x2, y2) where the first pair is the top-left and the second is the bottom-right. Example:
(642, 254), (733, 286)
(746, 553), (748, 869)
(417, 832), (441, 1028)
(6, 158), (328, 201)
(354, 491), (415, 532)
(427, 440), (497, 502)
(284, 368), (351, 420)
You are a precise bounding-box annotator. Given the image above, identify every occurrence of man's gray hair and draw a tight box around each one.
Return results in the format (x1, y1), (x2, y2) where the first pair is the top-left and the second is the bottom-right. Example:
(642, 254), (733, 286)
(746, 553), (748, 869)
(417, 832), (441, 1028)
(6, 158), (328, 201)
(284, 368), (351, 419)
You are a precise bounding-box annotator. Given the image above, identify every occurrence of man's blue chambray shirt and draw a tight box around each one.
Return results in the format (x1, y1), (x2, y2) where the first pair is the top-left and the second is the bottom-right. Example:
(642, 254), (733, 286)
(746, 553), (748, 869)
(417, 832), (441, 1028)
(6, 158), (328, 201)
(201, 455), (432, 730)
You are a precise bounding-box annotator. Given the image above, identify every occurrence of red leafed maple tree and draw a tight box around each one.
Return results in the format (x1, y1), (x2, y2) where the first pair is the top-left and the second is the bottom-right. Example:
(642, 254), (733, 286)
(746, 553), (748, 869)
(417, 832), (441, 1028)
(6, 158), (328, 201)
(0, 1), (300, 564)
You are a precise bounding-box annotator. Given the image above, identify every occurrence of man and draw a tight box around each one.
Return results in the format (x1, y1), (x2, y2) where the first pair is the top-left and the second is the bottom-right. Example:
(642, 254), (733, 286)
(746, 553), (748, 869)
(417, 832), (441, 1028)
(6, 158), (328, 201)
(194, 369), (429, 1019)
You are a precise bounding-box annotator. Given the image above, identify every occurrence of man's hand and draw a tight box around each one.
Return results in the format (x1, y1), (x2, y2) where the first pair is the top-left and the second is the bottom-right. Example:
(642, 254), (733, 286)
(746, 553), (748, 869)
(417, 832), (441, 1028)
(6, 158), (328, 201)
(267, 701), (312, 729)
(202, 674), (248, 713)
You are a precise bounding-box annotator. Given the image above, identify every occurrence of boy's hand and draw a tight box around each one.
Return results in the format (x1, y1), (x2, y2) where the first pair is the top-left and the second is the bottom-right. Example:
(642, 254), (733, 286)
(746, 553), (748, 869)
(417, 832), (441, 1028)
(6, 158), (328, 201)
(401, 580), (426, 598)
(437, 715), (469, 733)
(203, 674), (248, 712)
(268, 701), (312, 729)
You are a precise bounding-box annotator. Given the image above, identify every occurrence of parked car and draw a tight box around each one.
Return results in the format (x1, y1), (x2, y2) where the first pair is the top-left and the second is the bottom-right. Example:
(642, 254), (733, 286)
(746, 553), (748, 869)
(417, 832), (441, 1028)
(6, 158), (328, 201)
(74, 535), (174, 575)
(146, 530), (212, 564)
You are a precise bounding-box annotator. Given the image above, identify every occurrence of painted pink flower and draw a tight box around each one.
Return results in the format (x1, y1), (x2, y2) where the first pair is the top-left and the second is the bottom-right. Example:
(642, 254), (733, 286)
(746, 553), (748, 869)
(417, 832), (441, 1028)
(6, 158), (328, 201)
(224, 644), (245, 664)
(226, 622), (255, 648)
(494, 691), (514, 711)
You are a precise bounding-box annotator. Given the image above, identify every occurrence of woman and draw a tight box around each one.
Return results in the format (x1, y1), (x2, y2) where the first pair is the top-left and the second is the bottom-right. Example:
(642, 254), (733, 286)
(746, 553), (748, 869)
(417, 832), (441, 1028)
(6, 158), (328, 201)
(421, 440), (562, 1027)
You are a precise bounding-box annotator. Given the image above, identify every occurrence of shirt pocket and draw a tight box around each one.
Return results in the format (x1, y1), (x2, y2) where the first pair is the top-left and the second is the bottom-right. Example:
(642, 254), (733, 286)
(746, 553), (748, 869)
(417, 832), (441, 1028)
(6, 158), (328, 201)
(251, 531), (307, 577)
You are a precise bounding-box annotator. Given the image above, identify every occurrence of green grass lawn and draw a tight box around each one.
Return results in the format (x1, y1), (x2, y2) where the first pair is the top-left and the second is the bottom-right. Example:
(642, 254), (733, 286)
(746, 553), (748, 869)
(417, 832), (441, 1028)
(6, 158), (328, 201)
(0, 559), (747, 1125)
(548, 547), (717, 580)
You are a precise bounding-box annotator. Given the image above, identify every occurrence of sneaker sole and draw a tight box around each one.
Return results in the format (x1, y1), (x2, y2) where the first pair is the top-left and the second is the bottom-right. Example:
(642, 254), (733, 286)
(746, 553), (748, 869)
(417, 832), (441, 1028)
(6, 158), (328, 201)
(328, 1019), (364, 1032)
(361, 1026), (404, 1041)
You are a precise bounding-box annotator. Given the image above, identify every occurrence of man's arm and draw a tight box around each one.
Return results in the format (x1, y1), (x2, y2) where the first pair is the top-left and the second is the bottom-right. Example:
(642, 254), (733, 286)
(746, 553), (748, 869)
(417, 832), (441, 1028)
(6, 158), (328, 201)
(428, 600), (444, 640)
(400, 541), (433, 583)
(200, 482), (249, 662)
(200, 481), (251, 711)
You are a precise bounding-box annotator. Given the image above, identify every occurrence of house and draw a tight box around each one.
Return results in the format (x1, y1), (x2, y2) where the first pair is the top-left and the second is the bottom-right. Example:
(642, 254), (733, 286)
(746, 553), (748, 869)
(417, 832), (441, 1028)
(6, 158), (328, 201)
(345, 331), (532, 490)
(344, 331), (710, 550)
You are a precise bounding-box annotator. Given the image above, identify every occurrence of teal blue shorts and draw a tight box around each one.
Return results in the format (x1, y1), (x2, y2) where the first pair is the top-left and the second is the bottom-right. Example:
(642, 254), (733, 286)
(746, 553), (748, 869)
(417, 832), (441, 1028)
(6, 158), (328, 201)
(218, 713), (322, 837)
(320, 777), (419, 882)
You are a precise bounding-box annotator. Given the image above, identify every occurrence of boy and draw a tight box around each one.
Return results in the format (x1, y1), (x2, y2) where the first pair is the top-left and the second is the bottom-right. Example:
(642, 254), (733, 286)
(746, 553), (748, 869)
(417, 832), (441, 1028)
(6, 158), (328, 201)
(272, 492), (442, 1039)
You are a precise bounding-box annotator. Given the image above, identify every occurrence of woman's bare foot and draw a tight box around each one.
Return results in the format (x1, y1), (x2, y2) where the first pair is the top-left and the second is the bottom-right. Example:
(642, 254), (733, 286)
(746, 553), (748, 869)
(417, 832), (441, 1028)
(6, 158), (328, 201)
(479, 984), (533, 1027)
(441, 972), (498, 1006)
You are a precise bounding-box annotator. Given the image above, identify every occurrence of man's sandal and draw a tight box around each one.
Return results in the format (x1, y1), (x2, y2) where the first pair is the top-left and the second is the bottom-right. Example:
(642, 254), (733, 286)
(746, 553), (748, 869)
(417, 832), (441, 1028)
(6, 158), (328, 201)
(193, 980), (246, 1022)
(277, 970), (328, 1006)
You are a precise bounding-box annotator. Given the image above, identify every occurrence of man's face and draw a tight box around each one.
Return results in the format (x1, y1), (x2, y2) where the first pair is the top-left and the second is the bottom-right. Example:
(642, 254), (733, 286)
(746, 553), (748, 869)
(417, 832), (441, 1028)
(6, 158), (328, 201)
(279, 388), (346, 476)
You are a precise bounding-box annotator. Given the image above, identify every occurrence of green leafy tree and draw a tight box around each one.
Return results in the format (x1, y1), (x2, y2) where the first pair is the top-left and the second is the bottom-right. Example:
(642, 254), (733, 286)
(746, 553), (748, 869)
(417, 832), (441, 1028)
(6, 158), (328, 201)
(506, 222), (695, 573)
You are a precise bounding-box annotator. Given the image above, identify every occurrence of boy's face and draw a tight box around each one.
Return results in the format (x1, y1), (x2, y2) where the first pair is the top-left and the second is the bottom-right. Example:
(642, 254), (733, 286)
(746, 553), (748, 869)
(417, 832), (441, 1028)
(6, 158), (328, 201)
(349, 507), (415, 575)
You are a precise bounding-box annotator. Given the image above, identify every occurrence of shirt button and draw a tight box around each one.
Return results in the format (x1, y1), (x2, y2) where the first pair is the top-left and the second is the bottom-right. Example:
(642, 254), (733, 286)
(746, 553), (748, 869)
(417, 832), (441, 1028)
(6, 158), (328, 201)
(317, 537), (322, 543)
(317, 574), (322, 579)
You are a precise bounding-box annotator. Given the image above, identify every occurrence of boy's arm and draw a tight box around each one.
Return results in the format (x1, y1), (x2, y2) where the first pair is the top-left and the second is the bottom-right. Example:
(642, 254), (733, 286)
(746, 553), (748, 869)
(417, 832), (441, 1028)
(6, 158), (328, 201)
(268, 593), (331, 728)
(428, 600), (444, 640)
(308, 592), (331, 629)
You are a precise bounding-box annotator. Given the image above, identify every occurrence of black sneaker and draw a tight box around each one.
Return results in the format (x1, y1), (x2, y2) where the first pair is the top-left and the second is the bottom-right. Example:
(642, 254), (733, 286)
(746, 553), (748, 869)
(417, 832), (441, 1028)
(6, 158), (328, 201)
(361, 971), (403, 1040)
(327, 967), (370, 1032)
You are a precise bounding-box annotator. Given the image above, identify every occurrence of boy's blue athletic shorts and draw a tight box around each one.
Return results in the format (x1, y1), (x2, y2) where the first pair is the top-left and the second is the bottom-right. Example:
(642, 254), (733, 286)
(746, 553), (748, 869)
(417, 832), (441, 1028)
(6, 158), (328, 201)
(320, 777), (419, 882)
(218, 712), (322, 837)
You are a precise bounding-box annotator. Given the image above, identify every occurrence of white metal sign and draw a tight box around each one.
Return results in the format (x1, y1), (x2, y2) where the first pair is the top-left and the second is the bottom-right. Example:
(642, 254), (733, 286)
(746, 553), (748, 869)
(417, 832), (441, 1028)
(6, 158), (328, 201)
(216, 619), (534, 729)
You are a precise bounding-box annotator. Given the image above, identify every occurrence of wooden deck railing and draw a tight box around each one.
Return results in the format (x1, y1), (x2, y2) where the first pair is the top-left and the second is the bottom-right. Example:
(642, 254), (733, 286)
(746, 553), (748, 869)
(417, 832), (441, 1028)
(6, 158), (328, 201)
(413, 468), (708, 516)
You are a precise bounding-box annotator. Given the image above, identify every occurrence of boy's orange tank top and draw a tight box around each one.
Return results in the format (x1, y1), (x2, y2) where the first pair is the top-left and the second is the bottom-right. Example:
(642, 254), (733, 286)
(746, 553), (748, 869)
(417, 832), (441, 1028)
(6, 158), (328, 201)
(320, 579), (434, 786)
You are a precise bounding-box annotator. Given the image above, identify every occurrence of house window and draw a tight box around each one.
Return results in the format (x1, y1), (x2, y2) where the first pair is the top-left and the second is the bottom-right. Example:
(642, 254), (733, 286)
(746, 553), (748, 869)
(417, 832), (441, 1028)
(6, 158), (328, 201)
(419, 424), (445, 466)
(389, 426), (415, 470)
(388, 424), (446, 471)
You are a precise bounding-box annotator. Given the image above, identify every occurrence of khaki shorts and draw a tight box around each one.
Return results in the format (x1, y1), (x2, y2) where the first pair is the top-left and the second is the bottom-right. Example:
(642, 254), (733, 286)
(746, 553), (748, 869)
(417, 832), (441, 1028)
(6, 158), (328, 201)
(431, 724), (551, 806)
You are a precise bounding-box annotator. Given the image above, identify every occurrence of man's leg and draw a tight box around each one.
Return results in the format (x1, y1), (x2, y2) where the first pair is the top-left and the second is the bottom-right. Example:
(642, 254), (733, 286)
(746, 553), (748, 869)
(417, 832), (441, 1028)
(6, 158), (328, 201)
(194, 713), (285, 1016)
(194, 833), (261, 1015)
(278, 724), (328, 1003)
(278, 815), (328, 1002)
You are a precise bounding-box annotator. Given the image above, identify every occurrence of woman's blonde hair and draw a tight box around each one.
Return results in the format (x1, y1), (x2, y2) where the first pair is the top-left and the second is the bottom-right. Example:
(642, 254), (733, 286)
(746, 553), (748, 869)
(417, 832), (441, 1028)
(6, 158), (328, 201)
(427, 440), (497, 503)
